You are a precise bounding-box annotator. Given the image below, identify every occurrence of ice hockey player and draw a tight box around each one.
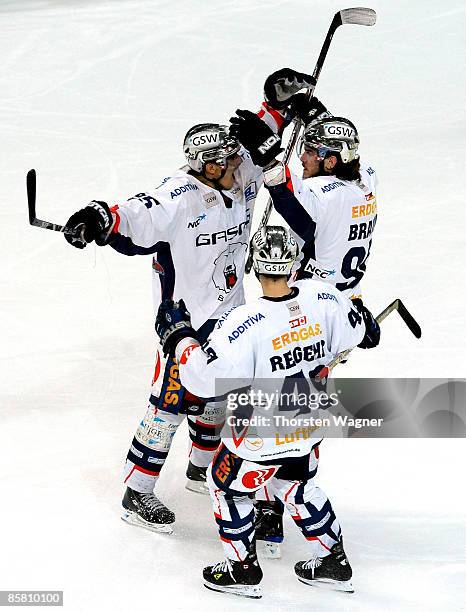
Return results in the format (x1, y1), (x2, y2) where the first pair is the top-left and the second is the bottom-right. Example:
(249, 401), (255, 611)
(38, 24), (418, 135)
(230, 67), (379, 554)
(154, 225), (380, 598)
(232, 67), (378, 301)
(63, 123), (281, 532)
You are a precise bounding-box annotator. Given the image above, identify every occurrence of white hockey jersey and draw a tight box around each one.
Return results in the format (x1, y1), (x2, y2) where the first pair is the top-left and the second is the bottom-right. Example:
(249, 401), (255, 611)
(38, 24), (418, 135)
(268, 164), (378, 300)
(109, 151), (262, 329)
(175, 279), (365, 461)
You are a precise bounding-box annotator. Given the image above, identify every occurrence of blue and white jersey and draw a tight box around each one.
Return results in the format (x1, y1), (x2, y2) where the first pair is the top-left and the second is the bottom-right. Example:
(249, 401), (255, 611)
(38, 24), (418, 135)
(267, 164), (378, 300)
(175, 279), (365, 461)
(109, 150), (262, 329)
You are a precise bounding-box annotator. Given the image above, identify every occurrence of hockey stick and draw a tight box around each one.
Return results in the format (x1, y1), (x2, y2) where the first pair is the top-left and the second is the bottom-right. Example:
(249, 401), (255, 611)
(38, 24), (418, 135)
(316, 299), (422, 380)
(27, 169), (81, 237)
(245, 7), (377, 273)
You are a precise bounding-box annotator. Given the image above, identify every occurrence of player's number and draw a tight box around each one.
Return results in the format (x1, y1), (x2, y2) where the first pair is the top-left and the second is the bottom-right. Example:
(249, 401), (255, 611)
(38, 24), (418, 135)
(336, 241), (372, 292)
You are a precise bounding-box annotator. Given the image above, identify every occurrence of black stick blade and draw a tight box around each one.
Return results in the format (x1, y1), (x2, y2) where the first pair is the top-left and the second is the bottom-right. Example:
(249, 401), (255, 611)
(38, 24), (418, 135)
(27, 168), (37, 224)
(396, 300), (422, 338)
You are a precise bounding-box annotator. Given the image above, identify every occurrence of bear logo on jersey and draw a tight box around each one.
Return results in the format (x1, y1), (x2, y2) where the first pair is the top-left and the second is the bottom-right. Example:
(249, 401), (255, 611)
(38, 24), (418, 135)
(212, 242), (248, 294)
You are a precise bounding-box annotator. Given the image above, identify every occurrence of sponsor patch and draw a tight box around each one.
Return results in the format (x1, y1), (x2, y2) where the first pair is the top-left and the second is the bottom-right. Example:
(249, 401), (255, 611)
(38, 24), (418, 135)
(203, 191), (218, 208)
(321, 180), (344, 194)
(304, 260), (336, 279)
(317, 292), (338, 302)
(241, 467), (277, 489)
(244, 435), (264, 452)
(228, 313), (265, 343)
(170, 183), (199, 199)
(290, 315), (307, 329)
(287, 301), (302, 317)
(272, 323), (322, 350)
(244, 181), (257, 202)
(187, 213), (207, 228)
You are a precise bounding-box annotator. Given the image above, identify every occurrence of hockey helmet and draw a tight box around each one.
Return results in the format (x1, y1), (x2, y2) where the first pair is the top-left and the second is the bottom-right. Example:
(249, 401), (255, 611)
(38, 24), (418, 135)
(251, 226), (298, 276)
(297, 116), (360, 164)
(183, 123), (241, 173)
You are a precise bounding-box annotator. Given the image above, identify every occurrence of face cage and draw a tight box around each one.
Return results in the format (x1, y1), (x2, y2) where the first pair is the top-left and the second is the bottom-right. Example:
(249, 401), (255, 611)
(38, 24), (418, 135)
(296, 134), (333, 160)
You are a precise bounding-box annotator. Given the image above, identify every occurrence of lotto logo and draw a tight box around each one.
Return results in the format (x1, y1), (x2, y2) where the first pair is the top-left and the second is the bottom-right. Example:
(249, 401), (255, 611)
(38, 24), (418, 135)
(290, 315), (307, 329)
(241, 468), (276, 489)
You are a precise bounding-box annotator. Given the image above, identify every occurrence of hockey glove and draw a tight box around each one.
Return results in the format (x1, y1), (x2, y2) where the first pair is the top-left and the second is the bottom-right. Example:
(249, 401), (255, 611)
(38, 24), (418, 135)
(352, 299), (381, 349)
(230, 110), (282, 167)
(290, 94), (331, 125)
(65, 201), (113, 249)
(155, 299), (197, 356)
(264, 68), (315, 110)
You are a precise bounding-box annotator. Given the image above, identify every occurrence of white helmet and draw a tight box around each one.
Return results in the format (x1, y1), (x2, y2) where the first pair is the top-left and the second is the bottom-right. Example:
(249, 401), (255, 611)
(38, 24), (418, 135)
(297, 116), (359, 164)
(183, 123), (241, 173)
(251, 226), (298, 276)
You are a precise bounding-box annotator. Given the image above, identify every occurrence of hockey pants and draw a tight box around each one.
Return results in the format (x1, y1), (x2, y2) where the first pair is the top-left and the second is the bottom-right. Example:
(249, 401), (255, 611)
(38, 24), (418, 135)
(208, 443), (342, 562)
(123, 319), (223, 493)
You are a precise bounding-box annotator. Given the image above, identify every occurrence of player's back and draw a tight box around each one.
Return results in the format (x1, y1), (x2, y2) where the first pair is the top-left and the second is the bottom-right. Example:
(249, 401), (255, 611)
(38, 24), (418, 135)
(204, 278), (365, 461)
(296, 165), (377, 299)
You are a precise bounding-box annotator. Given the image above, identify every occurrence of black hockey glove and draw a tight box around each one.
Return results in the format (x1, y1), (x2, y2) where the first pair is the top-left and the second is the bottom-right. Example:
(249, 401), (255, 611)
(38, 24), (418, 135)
(155, 299), (197, 356)
(290, 94), (330, 125)
(352, 299), (381, 350)
(264, 68), (315, 110)
(65, 201), (113, 249)
(230, 109), (282, 167)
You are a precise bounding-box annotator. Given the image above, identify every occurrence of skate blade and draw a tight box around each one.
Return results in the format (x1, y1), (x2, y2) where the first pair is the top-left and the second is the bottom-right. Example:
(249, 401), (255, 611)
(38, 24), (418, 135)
(203, 581), (262, 599)
(121, 509), (174, 535)
(297, 577), (354, 593)
(185, 479), (209, 495)
(260, 541), (281, 559)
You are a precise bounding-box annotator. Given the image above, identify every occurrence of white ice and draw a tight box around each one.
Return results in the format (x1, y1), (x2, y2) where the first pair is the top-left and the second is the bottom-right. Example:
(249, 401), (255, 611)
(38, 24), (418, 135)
(0, 1), (465, 610)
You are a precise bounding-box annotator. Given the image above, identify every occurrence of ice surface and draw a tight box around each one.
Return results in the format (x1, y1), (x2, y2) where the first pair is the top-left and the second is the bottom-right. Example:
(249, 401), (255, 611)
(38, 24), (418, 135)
(0, 1), (465, 610)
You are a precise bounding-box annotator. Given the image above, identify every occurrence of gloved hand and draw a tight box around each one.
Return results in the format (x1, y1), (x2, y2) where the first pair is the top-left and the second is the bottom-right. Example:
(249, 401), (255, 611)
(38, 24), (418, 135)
(352, 299), (381, 349)
(290, 94), (330, 124)
(264, 68), (315, 110)
(65, 201), (113, 249)
(230, 109), (282, 167)
(155, 299), (197, 356)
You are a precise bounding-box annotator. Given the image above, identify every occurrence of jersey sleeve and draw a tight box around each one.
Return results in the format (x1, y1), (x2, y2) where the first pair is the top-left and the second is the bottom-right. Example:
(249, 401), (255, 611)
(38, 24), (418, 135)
(324, 290), (366, 357)
(235, 146), (264, 192)
(266, 166), (321, 243)
(109, 189), (175, 256)
(175, 316), (255, 399)
(257, 101), (292, 136)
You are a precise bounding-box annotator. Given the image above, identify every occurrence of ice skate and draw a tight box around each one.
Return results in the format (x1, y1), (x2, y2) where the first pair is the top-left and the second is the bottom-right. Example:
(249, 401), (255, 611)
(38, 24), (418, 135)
(295, 538), (354, 592)
(203, 555), (263, 599)
(121, 487), (175, 534)
(255, 500), (283, 559)
(185, 461), (209, 495)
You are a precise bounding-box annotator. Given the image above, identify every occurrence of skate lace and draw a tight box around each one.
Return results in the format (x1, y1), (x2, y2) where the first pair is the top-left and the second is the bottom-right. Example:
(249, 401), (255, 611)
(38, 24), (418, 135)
(139, 493), (165, 511)
(302, 557), (323, 571)
(211, 559), (232, 574)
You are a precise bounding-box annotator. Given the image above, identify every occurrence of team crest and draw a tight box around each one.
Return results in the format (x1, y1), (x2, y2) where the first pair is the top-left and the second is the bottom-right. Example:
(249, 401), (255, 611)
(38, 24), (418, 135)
(212, 242), (248, 293)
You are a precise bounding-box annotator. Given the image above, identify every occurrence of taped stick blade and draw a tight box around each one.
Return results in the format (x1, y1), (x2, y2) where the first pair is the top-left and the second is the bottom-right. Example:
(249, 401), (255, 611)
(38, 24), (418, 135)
(396, 300), (422, 338)
(340, 7), (377, 26)
(27, 169), (37, 224)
